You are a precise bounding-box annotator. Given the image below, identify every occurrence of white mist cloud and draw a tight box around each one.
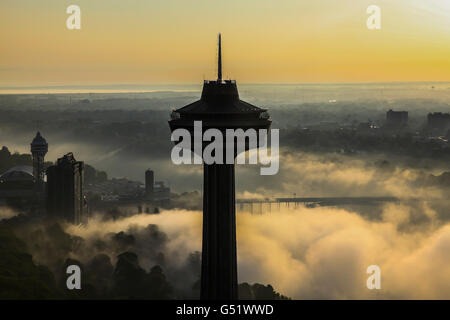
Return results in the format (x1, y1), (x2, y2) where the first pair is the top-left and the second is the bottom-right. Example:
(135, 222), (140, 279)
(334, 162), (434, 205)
(0, 206), (19, 220)
(59, 200), (450, 299)
(66, 210), (203, 270)
(236, 151), (447, 200)
(236, 203), (450, 299)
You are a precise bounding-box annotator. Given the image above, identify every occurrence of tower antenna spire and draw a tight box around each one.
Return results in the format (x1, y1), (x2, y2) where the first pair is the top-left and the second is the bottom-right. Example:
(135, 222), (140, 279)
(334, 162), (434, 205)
(218, 33), (222, 82)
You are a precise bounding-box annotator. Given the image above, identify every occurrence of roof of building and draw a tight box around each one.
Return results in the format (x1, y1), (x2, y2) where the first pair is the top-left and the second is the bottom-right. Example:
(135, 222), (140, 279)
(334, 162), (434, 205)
(31, 132), (48, 147)
(0, 166), (34, 182)
(172, 35), (266, 116)
(169, 35), (271, 135)
(176, 84), (265, 115)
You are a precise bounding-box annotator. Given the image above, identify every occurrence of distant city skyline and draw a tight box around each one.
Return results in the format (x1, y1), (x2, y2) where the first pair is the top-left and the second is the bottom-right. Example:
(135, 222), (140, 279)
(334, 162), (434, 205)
(1, 0), (450, 86)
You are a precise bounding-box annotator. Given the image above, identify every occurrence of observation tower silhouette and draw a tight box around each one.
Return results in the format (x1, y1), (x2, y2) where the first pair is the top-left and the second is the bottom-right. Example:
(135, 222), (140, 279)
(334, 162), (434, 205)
(169, 34), (271, 299)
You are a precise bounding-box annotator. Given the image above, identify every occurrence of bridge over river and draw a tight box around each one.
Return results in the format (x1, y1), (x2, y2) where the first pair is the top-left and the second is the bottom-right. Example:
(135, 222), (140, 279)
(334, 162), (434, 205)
(235, 196), (400, 214)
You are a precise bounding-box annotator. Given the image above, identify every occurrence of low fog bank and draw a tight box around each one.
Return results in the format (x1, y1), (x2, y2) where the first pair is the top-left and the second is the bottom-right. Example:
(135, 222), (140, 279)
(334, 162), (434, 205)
(1, 145), (450, 299)
(5, 200), (450, 299)
(72, 201), (450, 299)
(236, 201), (450, 299)
(0, 206), (19, 220)
(1, 209), (287, 299)
(2, 210), (202, 299)
(236, 150), (450, 200)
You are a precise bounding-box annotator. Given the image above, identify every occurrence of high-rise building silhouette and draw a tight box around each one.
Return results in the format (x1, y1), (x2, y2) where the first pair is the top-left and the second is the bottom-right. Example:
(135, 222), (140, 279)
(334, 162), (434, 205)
(427, 112), (450, 135)
(46, 152), (86, 224)
(30, 132), (48, 191)
(169, 34), (271, 299)
(145, 169), (154, 200)
(386, 109), (408, 127)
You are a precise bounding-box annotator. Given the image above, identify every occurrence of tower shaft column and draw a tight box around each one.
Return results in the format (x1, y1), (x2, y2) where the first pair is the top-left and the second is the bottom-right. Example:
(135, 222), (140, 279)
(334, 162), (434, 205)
(201, 163), (238, 300)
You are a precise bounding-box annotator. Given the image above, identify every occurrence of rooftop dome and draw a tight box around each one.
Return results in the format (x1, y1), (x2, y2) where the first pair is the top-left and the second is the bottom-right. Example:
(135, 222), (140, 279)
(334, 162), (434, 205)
(31, 131), (48, 154)
(31, 132), (47, 146)
(0, 166), (34, 182)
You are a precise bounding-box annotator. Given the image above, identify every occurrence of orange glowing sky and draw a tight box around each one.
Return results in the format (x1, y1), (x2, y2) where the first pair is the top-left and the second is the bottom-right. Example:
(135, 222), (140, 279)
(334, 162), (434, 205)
(1, 0), (450, 86)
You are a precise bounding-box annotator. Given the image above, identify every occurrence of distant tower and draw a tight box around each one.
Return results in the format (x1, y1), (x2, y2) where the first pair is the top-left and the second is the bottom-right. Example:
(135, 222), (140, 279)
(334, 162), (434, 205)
(145, 169), (154, 199)
(30, 132), (48, 190)
(46, 152), (86, 224)
(169, 34), (271, 299)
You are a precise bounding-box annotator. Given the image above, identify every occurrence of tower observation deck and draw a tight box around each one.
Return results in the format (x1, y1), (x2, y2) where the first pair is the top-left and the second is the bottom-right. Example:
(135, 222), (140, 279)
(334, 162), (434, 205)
(30, 131), (48, 191)
(169, 34), (271, 300)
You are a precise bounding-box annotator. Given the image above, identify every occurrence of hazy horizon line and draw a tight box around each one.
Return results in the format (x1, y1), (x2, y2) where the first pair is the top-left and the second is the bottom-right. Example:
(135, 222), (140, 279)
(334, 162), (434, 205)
(1, 81), (450, 95)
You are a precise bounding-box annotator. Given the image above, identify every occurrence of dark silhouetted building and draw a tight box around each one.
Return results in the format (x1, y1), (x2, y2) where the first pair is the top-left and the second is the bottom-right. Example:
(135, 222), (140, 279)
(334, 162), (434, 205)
(386, 109), (408, 127)
(0, 166), (35, 201)
(145, 169), (154, 199)
(0, 133), (48, 203)
(427, 112), (450, 134)
(145, 169), (171, 201)
(30, 132), (48, 191)
(169, 34), (271, 300)
(46, 152), (86, 224)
